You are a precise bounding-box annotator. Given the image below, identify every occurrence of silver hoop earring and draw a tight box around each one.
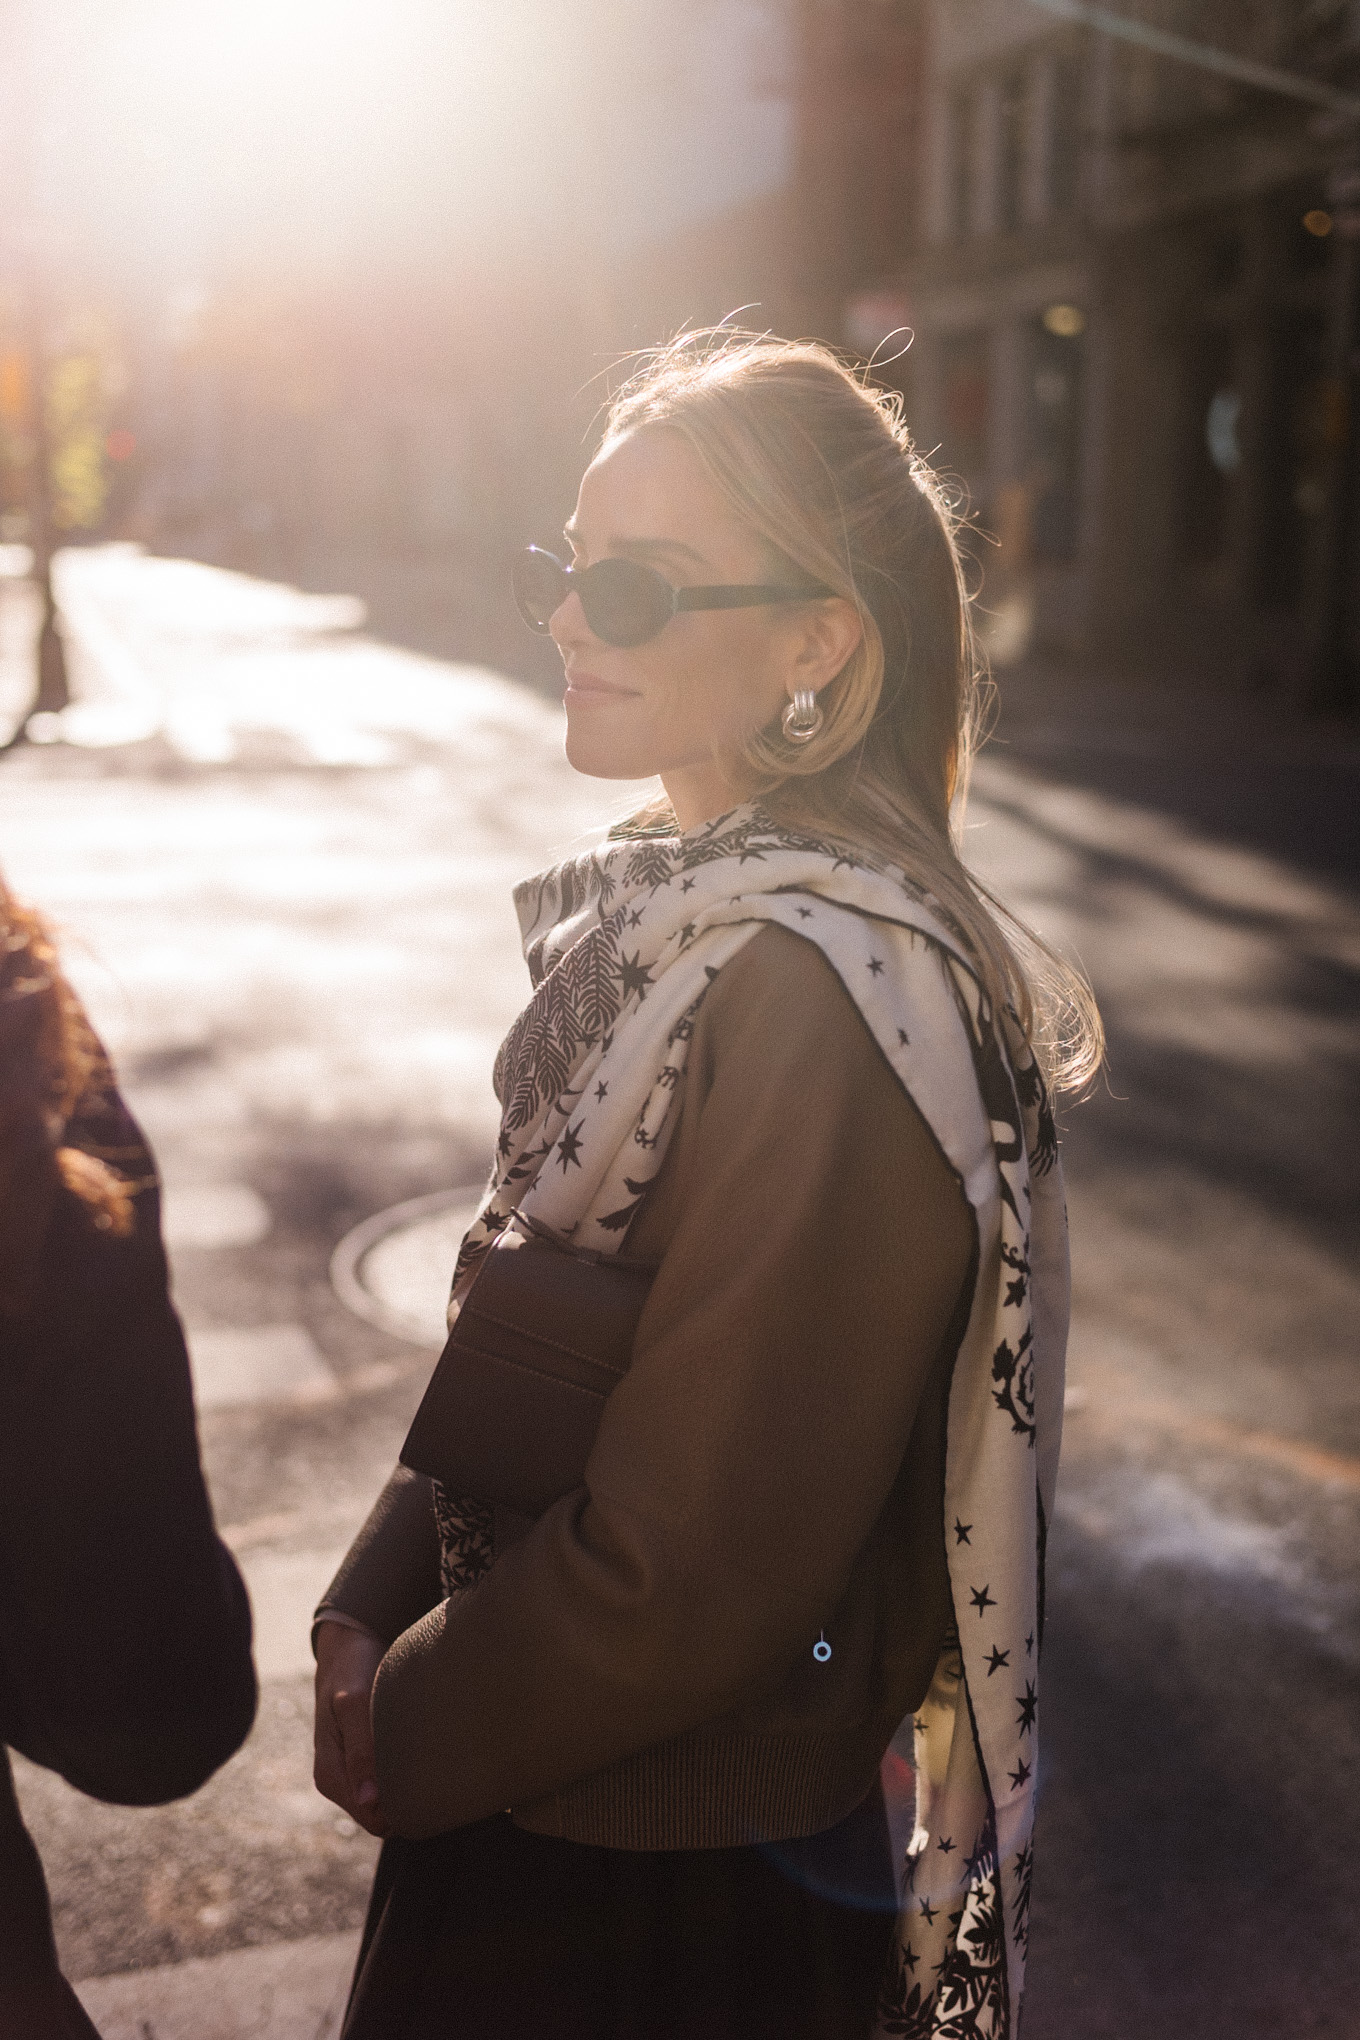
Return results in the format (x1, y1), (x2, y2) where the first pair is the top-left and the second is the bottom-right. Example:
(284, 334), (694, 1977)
(781, 688), (823, 745)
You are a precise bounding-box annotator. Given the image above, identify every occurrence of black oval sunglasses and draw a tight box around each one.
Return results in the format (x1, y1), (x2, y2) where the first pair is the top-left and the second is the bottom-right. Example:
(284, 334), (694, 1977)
(512, 545), (833, 650)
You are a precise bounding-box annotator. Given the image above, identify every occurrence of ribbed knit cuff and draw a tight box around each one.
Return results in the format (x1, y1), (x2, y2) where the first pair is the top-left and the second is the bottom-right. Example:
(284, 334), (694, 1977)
(512, 1729), (882, 1851)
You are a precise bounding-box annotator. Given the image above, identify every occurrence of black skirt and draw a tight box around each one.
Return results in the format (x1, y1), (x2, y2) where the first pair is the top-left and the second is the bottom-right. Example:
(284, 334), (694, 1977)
(341, 1786), (898, 2040)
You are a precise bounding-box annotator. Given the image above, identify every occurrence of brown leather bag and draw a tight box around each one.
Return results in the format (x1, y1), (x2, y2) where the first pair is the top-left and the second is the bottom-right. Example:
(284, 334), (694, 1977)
(399, 1221), (655, 1518)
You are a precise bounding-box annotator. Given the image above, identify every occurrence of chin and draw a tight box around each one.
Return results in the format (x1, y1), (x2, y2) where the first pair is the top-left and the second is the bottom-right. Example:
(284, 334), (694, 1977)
(563, 721), (654, 782)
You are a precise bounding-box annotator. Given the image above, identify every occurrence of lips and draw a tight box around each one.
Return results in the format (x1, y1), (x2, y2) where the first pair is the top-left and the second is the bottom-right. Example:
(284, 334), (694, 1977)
(563, 671), (637, 699)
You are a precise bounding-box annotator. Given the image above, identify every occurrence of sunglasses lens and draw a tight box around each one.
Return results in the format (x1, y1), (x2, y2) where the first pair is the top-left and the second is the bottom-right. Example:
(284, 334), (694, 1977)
(512, 548), (569, 633)
(578, 558), (675, 647)
(513, 549), (678, 646)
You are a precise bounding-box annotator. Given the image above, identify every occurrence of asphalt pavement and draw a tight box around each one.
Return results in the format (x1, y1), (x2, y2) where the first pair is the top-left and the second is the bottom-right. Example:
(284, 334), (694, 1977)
(1, 546), (1356, 2037)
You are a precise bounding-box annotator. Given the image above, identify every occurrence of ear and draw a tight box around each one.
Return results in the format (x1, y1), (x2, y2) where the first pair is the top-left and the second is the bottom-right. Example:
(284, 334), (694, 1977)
(789, 596), (863, 698)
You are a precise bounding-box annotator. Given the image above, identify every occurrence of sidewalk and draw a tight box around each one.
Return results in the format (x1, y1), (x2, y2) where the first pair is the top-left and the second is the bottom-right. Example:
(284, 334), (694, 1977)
(76, 1934), (359, 2040)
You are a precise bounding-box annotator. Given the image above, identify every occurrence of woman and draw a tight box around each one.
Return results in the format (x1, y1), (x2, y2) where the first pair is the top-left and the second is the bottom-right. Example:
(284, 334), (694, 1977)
(314, 332), (1099, 2039)
(0, 879), (257, 2036)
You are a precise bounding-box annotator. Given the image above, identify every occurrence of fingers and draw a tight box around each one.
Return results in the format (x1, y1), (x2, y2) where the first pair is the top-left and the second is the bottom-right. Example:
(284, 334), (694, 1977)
(333, 1684), (388, 1835)
(314, 1692), (388, 1837)
(312, 1674), (352, 1812)
(312, 1626), (391, 1835)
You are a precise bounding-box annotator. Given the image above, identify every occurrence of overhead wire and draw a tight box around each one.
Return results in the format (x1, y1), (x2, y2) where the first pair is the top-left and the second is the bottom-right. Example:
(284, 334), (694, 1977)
(1026, 0), (1360, 122)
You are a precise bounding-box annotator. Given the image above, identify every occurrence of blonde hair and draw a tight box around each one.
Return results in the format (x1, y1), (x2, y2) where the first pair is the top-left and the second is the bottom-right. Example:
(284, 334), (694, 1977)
(602, 329), (1103, 1095)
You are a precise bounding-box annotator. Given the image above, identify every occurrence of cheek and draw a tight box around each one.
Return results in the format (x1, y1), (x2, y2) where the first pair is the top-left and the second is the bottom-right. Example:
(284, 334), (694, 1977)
(646, 625), (777, 754)
(562, 624), (786, 776)
(561, 648), (706, 777)
(690, 619), (788, 738)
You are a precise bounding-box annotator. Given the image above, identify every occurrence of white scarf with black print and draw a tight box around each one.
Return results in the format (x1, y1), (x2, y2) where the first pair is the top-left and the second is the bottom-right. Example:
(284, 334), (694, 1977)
(434, 802), (1069, 2040)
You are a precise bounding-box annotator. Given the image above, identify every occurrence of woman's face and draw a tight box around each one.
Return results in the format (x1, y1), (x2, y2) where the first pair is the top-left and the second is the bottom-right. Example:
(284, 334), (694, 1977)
(550, 427), (857, 830)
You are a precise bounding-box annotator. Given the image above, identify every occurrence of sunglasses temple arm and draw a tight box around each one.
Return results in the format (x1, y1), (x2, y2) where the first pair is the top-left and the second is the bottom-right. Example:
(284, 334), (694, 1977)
(675, 586), (825, 614)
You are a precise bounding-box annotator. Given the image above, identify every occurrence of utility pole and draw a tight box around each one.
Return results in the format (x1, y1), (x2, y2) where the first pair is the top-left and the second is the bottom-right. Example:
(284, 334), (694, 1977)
(22, 281), (72, 724)
(0, 0), (71, 746)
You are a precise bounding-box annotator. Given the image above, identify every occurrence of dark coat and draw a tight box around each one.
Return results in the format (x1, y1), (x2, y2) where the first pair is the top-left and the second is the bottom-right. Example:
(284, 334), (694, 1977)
(0, 1078), (256, 2024)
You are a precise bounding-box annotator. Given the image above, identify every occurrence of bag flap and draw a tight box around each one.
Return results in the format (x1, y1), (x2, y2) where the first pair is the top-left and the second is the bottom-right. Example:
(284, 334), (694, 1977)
(457, 1228), (654, 1376)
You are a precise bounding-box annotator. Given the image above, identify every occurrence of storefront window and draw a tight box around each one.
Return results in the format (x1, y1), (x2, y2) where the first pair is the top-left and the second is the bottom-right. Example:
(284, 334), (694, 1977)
(1048, 53), (1082, 216)
(1183, 329), (1236, 567)
(1028, 315), (1084, 562)
(940, 331), (990, 483)
(1258, 313), (1334, 609)
(950, 86), (975, 239)
(997, 70), (1027, 236)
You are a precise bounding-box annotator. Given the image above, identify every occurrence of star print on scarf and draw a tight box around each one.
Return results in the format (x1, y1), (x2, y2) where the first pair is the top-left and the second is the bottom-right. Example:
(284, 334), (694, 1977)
(433, 802), (1069, 2037)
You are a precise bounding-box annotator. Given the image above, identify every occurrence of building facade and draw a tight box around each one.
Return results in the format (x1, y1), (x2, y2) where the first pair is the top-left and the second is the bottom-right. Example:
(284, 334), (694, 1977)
(876, 0), (1360, 700)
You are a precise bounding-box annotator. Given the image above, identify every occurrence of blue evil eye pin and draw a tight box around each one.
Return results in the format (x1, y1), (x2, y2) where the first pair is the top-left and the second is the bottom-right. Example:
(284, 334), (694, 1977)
(813, 1632), (832, 1664)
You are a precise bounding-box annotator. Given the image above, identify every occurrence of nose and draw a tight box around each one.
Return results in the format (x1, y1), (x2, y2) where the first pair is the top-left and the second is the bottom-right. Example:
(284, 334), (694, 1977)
(549, 589), (595, 651)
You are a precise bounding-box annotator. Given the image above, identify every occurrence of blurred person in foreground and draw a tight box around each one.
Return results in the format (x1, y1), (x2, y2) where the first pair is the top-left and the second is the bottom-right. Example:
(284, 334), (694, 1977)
(314, 332), (1100, 2039)
(0, 879), (256, 2037)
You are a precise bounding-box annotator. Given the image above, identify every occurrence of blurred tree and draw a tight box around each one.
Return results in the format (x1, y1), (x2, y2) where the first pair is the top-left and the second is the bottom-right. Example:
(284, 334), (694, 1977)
(0, 342), (32, 533)
(48, 352), (109, 532)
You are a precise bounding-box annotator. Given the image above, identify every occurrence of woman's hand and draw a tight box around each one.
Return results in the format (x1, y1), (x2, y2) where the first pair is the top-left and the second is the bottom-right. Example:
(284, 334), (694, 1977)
(313, 1623), (390, 1837)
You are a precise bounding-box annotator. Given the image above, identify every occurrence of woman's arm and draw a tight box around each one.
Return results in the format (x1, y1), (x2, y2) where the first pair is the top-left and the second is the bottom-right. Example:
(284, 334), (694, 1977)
(314, 1464), (443, 1648)
(371, 927), (975, 1837)
(311, 1466), (443, 1834)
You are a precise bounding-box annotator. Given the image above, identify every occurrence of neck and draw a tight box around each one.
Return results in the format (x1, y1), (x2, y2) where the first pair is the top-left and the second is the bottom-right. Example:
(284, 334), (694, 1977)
(659, 761), (750, 833)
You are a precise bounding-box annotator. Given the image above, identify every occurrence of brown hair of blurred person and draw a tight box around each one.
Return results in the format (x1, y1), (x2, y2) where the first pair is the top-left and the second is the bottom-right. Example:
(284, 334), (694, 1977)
(605, 330), (1102, 1093)
(0, 883), (134, 1314)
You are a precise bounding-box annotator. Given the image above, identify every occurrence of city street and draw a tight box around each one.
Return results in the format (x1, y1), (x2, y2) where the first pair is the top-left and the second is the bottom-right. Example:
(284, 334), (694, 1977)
(1, 547), (1357, 2037)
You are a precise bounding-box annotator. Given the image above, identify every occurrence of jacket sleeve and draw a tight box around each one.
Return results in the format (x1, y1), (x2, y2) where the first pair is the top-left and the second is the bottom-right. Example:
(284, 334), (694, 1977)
(0, 1086), (257, 1806)
(315, 1465), (443, 1647)
(373, 927), (975, 1838)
